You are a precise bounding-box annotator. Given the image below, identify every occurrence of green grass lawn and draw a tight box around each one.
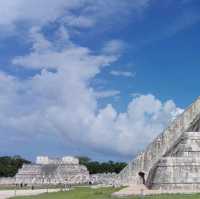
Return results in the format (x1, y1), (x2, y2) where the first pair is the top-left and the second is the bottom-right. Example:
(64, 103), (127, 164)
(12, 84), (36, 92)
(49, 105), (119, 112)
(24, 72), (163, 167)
(10, 187), (200, 199)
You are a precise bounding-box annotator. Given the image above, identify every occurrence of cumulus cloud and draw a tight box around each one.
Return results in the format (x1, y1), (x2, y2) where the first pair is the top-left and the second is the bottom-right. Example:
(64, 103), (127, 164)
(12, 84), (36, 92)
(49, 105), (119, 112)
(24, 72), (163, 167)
(89, 95), (183, 155)
(110, 70), (135, 78)
(0, 0), (82, 26)
(0, 28), (183, 157)
(102, 40), (125, 55)
(94, 90), (120, 99)
(0, 0), (184, 159)
(63, 15), (95, 28)
(0, 0), (151, 30)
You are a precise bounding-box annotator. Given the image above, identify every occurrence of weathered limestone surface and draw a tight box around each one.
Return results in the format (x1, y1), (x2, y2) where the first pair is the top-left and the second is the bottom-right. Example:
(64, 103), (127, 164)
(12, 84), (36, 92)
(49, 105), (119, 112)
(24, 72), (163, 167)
(151, 132), (200, 189)
(14, 156), (90, 185)
(118, 97), (200, 189)
(90, 173), (117, 185)
(151, 157), (200, 189)
(0, 178), (15, 185)
(36, 156), (79, 165)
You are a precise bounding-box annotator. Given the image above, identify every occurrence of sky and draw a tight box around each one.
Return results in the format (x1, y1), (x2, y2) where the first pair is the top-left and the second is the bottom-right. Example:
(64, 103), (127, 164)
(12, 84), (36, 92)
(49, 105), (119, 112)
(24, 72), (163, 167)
(0, 0), (200, 162)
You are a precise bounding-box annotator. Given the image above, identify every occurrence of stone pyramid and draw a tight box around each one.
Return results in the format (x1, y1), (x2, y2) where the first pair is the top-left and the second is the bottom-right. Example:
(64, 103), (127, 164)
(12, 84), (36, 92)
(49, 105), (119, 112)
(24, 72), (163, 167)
(118, 97), (200, 190)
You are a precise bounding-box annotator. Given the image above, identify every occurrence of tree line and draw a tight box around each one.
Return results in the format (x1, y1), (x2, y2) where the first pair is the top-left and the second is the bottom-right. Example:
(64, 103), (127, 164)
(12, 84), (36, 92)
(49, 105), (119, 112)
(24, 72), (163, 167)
(77, 156), (127, 174)
(0, 156), (31, 177)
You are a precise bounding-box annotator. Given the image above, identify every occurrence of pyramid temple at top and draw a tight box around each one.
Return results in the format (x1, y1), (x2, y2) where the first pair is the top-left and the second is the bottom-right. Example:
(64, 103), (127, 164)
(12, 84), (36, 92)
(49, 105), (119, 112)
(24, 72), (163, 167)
(118, 97), (200, 190)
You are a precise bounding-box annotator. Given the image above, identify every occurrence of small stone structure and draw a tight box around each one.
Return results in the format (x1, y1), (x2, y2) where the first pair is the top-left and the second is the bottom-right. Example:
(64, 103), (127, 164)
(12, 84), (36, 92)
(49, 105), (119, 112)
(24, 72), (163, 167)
(14, 156), (89, 185)
(118, 97), (200, 190)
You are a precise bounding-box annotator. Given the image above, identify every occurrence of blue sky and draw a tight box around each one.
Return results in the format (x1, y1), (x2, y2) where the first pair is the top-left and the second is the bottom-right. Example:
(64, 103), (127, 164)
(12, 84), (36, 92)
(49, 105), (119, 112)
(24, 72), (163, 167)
(0, 0), (199, 162)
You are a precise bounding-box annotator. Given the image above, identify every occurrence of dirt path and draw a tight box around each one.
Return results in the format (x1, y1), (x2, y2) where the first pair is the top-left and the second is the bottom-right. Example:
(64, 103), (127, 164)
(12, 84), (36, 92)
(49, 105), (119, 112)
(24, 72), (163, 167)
(0, 189), (60, 199)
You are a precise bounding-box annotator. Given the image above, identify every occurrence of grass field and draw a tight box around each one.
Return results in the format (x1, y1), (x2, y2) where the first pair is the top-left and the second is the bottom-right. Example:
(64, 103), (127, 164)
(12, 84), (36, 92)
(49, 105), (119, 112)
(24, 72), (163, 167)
(10, 187), (200, 199)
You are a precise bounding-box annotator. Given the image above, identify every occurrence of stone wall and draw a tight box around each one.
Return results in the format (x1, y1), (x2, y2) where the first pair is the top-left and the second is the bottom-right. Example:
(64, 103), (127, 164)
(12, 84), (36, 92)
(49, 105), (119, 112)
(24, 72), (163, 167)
(151, 157), (200, 190)
(0, 177), (15, 185)
(118, 97), (200, 186)
(90, 173), (117, 185)
(149, 131), (200, 190)
(15, 163), (90, 185)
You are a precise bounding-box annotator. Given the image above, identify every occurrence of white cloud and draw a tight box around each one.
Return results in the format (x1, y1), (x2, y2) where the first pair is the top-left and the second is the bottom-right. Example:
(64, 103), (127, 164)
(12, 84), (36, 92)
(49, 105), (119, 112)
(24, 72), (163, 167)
(102, 40), (125, 55)
(63, 15), (95, 28)
(110, 70), (135, 78)
(0, 0), (185, 158)
(13, 28), (117, 71)
(90, 95), (183, 155)
(0, 0), (151, 31)
(94, 90), (120, 99)
(0, 29), (183, 157)
(0, 0), (83, 26)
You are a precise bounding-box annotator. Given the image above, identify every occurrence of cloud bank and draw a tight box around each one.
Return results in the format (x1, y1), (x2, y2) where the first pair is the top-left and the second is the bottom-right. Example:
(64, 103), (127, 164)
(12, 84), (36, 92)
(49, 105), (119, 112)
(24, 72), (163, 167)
(0, 27), (183, 157)
(0, 0), (184, 159)
(0, 0), (151, 31)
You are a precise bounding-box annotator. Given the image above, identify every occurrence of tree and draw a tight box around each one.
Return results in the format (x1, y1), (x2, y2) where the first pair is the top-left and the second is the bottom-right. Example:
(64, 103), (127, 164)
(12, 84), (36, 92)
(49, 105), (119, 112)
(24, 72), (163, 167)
(78, 156), (127, 174)
(77, 156), (91, 165)
(0, 156), (31, 177)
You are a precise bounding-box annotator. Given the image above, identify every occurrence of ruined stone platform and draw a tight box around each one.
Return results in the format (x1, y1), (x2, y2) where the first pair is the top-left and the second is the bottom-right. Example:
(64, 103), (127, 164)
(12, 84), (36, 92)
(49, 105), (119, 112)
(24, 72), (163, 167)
(15, 156), (90, 185)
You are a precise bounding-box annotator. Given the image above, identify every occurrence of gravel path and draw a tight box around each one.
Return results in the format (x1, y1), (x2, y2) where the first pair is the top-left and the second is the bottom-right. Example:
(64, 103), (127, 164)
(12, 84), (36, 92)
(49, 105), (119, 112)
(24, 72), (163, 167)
(0, 189), (60, 199)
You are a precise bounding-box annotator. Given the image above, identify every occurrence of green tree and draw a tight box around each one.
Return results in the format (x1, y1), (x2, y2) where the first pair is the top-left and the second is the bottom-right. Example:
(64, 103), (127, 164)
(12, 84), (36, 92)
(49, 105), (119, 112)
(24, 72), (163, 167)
(0, 156), (31, 177)
(78, 156), (127, 174)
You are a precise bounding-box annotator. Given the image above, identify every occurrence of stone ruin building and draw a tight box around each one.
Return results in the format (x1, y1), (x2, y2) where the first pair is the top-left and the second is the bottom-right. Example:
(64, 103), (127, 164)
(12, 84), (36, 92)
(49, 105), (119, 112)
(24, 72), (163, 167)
(13, 156), (117, 186)
(15, 156), (90, 185)
(0, 155), (117, 186)
(118, 97), (200, 190)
